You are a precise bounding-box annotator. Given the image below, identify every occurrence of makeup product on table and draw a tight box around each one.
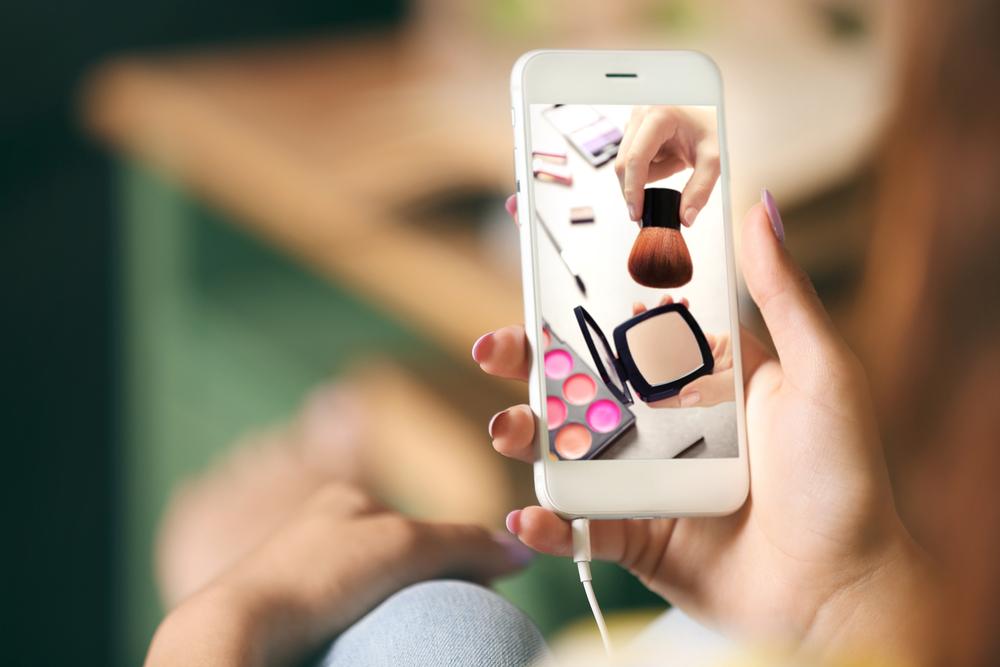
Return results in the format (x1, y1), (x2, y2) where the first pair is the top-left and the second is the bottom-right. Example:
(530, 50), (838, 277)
(569, 205), (595, 224)
(533, 158), (573, 186)
(542, 105), (623, 168)
(574, 302), (713, 403)
(628, 188), (693, 288)
(536, 210), (587, 295)
(542, 323), (636, 460)
(532, 148), (568, 164)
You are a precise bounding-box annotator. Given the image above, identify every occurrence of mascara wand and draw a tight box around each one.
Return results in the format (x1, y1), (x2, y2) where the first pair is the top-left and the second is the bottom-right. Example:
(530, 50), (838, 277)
(536, 209), (587, 296)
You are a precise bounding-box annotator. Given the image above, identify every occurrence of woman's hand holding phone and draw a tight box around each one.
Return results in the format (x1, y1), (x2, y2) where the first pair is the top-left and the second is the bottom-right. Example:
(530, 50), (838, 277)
(473, 194), (936, 660)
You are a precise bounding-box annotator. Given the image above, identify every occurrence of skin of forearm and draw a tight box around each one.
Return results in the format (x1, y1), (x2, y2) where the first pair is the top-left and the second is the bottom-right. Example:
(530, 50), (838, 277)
(144, 585), (269, 667)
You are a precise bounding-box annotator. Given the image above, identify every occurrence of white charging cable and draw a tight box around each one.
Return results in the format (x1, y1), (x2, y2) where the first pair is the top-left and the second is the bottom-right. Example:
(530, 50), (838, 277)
(571, 518), (613, 656)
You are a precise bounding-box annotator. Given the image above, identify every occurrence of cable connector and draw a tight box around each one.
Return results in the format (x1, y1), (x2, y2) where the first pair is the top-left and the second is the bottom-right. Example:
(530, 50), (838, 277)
(570, 518), (612, 656)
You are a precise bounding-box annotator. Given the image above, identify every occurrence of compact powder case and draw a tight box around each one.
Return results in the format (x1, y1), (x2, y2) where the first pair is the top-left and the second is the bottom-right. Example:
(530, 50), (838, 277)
(541, 323), (636, 460)
(574, 303), (714, 404)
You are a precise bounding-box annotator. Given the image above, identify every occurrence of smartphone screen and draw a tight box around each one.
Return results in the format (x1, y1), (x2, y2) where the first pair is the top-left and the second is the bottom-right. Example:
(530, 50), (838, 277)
(528, 104), (739, 462)
(543, 105), (623, 167)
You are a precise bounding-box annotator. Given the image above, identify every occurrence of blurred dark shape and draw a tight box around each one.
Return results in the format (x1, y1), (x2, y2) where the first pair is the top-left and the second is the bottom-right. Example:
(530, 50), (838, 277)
(1, 2), (405, 666)
(853, 0), (1000, 663)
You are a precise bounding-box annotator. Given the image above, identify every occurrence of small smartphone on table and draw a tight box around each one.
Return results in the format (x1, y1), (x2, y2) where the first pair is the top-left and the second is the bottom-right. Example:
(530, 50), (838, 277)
(511, 50), (748, 518)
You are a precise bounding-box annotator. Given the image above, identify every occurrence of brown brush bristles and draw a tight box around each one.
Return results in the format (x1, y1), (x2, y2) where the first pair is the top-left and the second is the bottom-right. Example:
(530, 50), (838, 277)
(627, 226), (693, 288)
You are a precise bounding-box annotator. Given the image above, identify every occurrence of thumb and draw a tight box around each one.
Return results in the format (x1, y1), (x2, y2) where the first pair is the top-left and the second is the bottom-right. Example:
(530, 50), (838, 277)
(412, 521), (534, 583)
(740, 190), (855, 392)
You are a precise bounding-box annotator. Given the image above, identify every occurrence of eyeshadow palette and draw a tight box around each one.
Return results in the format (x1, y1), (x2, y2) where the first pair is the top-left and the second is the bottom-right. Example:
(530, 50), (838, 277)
(542, 323), (636, 460)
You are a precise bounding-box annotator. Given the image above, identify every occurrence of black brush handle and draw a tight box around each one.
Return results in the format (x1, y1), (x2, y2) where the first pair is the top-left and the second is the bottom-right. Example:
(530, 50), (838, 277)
(640, 188), (682, 230)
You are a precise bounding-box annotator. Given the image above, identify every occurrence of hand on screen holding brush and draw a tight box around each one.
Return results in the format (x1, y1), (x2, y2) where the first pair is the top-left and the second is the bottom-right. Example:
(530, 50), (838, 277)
(472, 193), (936, 662)
(631, 296), (736, 409)
(615, 105), (720, 225)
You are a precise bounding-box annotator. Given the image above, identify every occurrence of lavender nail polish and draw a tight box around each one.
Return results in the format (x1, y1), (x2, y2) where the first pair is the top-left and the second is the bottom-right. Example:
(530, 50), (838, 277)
(494, 532), (534, 566)
(761, 188), (785, 243)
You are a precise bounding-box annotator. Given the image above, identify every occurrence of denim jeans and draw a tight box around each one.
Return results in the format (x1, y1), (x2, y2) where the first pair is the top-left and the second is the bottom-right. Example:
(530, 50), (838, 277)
(313, 579), (731, 666)
(314, 580), (549, 667)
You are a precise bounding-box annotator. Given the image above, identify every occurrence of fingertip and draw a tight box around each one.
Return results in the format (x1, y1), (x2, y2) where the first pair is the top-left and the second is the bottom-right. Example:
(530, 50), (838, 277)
(488, 409), (509, 439)
(760, 188), (785, 243)
(490, 405), (536, 463)
(518, 506), (572, 557)
(471, 332), (495, 364)
(477, 326), (531, 381)
(649, 395), (683, 409)
(504, 194), (517, 217)
(679, 390), (701, 408)
(683, 206), (698, 226)
(632, 301), (645, 315)
(505, 509), (522, 534)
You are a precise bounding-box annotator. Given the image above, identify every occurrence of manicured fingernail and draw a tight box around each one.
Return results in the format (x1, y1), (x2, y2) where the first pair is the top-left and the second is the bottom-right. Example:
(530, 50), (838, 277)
(504, 194), (517, 217)
(761, 188), (785, 243)
(683, 207), (698, 226)
(488, 409), (509, 438)
(505, 509), (522, 534)
(680, 391), (701, 407)
(628, 204), (637, 220)
(494, 531), (534, 566)
(471, 332), (494, 363)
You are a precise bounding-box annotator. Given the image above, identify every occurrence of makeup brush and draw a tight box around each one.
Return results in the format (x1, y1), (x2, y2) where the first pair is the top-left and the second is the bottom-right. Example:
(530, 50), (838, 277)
(537, 210), (587, 296)
(627, 188), (693, 288)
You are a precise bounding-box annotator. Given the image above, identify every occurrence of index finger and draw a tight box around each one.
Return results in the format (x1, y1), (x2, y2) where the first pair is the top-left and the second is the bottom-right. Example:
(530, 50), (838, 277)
(621, 110), (679, 220)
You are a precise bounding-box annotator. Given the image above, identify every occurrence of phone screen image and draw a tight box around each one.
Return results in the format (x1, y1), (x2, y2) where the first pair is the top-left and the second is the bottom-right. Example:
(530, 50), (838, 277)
(543, 105), (623, 167)
(529, 104), (738, 462)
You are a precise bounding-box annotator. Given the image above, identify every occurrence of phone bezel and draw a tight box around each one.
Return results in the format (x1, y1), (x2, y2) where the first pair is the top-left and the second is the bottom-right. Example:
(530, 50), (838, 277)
(511, 50), (749, 518)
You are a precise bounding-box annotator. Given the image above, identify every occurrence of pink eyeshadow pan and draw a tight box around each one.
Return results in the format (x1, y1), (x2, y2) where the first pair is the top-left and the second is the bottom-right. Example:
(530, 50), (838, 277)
(544, 349), (573, 379)
(562, 373), (597, 405)
(586, 399), (621, 434)
(554, 423), (592, 460)
(546, 396), (567, 429)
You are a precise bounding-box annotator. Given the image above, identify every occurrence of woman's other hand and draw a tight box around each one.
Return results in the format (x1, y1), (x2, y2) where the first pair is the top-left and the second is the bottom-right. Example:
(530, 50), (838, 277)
(145, 483), (531, 667)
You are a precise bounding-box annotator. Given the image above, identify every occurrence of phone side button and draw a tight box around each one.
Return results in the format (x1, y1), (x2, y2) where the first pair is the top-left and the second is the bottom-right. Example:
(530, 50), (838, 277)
(516, 179), (520, 192)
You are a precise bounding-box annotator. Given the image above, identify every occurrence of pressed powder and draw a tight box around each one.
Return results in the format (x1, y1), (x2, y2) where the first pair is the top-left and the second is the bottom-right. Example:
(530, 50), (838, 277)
(586, 400), (621, 433)
(544, 349), (573, 379)
(554, 423), (592, 459)
(625, 312), (704, 385)
(563, 373), (597, 405)
(547, 396), (568, 429)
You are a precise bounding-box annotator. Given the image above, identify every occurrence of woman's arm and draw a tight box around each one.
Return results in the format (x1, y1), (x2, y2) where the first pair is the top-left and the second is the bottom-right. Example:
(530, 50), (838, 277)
(145, 483), (532, 667)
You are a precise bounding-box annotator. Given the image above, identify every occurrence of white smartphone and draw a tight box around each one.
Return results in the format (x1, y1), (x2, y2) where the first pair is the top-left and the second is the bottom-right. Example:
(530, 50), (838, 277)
(511, 50), (748, 518)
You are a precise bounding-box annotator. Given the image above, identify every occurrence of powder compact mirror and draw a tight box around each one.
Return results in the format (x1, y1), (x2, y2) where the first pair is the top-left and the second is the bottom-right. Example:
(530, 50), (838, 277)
(573, 303), (714, 404)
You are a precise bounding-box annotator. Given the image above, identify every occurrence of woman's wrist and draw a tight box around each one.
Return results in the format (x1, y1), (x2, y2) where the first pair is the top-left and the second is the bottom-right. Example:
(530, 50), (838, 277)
(145, 582), (270, 667)
(801, 527), (940, 664)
